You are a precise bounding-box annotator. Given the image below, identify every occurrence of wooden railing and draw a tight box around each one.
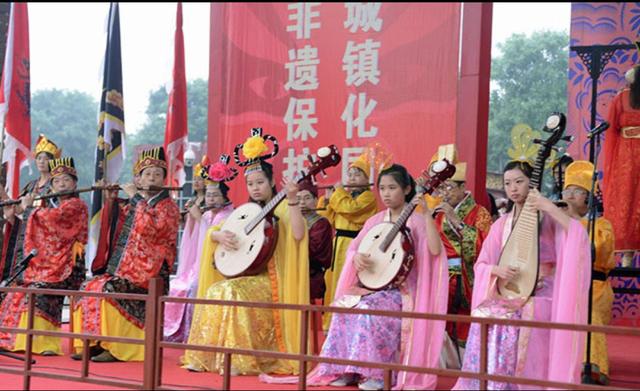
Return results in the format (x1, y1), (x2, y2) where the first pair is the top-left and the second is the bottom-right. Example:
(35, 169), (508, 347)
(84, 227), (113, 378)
(1, 278), (639, 390)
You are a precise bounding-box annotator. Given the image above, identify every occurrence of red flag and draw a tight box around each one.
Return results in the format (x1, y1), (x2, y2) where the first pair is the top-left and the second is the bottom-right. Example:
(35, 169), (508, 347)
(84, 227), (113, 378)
(0, 3), (31, 198)
(163, 2), (188, 187)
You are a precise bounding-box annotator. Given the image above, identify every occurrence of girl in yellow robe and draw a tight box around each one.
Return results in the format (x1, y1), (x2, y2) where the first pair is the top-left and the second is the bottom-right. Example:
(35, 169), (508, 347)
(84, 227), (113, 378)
(562, 160), (616, 385)
(318, 154), (378, 329)
(181, 129), (309, 375)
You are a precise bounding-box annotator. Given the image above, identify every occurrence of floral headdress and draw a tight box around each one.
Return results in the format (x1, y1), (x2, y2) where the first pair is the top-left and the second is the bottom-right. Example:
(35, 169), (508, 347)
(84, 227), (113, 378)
(205, 154), (239, 188)
(233, 128), (279, 176)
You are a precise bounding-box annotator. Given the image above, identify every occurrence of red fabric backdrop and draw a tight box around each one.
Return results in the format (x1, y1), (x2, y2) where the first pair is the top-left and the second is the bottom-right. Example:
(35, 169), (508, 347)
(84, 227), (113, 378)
(207, 3), (464, 202)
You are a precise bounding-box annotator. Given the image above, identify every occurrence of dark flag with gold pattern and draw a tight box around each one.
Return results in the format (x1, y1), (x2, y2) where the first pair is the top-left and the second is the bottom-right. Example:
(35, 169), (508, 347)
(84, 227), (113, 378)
(88, 2), (126, 274)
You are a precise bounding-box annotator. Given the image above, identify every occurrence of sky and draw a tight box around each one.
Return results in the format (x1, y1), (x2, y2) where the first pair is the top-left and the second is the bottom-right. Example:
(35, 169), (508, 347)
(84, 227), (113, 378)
(26, 2), (572, 135)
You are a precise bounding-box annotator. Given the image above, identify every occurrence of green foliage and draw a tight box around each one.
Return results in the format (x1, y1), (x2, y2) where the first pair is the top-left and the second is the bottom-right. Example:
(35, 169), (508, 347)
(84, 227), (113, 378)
(122, 78), (208, 183)
(488, 30), (569, 180)
(27, 89), (98, 204)
(21, 78), (208, 201)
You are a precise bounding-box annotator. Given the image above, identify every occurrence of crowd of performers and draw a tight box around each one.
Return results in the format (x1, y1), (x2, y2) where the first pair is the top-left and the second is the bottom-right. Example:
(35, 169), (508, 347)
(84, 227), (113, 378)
(0, 69), (639, 389)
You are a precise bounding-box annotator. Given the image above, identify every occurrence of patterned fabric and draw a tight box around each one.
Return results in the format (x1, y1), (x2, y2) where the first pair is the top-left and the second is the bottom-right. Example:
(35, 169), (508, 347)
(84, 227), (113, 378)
(604, 89), (640, 252)
(435, 192), (491, 346)
(164, 205), (233, 342)
(181, 273), (288, 374)
(75, 190), (179, 331)
(1, 179), (52, 282)
(0, 196), (88, 351)
(182, 201), (310, 375)
(452, 212), (591, 390)
(319, 188), (377, 329)
(312, 289), (403, 383)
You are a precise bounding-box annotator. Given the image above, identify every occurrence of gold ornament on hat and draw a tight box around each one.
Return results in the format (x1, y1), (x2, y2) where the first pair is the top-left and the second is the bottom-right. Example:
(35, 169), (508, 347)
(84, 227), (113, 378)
(135, 146), (168, 176)
(34, 134), (61, 159)
(49, 157), (77, 179)
(508, 124), (558, 169)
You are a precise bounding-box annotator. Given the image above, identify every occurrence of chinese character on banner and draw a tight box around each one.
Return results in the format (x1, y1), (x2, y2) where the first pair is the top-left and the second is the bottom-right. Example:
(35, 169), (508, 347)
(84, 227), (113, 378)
(343, 39), (381, 87)
(285, 45), (320, 91)
(342, 92), (378, 139)
(283, 146), (312, 179)
(287, 3), (321, 39)
(344, 3), (383, 33)
(285, 97), (319, 141)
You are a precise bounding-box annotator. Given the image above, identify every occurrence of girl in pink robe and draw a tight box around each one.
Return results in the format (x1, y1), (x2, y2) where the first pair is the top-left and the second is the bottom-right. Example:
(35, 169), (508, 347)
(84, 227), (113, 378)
(452, 161), (591, 390)
(164, 180), (234, 342)
(305, 164), (449, 390)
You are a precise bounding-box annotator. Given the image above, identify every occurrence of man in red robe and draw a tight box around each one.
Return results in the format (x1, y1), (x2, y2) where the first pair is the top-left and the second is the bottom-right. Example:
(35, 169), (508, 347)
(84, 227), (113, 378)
(72, 147), (180, 362)
(429, 145), (492, 368)
(0, 157), (87, 355)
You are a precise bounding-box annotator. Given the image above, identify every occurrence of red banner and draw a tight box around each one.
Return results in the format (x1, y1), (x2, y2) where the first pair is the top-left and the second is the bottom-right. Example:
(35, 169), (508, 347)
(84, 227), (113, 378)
(0, 3), (31, 198)
(208, 3), (461, 201)
(164, 2), (188, 187)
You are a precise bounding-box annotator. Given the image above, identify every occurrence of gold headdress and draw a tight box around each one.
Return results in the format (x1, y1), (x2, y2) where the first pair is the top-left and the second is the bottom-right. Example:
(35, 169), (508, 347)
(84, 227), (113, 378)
(49, 157), (77, 180)
(507, 124), (557, 169)
(564, 160), (596, 192)
(194, 155), (211, 181)
(508, 124), (539, 166)
(233, 128), (279, 176)
(429, 144), (466, 182)
(34, 134), (61, 159)
(135, 146), (167, 176)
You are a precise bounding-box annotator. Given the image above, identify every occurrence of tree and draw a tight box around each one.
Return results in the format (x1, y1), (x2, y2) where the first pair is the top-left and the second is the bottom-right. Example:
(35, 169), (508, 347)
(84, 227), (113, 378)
(121, 78), (208, 183)
(132, 78), (208, 146)
(27, 89), (98, 204)
(488, 30), (569, 178)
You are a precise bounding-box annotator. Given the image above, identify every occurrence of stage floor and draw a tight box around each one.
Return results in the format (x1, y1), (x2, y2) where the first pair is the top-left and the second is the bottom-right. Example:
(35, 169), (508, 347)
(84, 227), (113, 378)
(1, 334), (638, 390)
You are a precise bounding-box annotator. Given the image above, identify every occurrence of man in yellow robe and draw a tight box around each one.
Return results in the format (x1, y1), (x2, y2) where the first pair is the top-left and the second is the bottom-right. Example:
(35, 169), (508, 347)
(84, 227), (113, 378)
(563, 160), (616, 385)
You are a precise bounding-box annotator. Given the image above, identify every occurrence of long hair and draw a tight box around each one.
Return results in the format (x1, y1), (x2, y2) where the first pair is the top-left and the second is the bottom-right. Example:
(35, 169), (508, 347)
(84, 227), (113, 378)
(630, 65), (640, 109)
(377, 163), (416, 203)
(503, 160), (533, 213)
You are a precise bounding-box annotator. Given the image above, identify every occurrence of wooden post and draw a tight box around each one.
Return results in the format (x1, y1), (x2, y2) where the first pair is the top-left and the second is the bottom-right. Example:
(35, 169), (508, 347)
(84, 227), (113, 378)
(297, 310), (309, 390)
(479, 322), (488, 390)
(143, 278), (162, 389)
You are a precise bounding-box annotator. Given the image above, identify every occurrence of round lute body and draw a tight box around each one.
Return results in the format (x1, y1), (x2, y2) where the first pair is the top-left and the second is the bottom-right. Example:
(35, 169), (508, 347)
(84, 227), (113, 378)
(356, 159), (457, 290)
(357, 222), (415, 290)
(496, 112), (570, 300)
(214, 203), (278, 278)
(214, 145), (342, 279)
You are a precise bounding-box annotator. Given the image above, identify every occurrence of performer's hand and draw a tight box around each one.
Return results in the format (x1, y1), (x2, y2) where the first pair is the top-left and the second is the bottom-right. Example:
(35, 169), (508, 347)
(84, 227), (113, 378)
(434, 202), (461, 227)
(122, 183), (137, 198)
(3, 205), (15, 222)
(282, 177), (299, 203)
(333, 182), (343, 192)
(526, 189), (551, 213)
(211, 230), (239, 251)
(492, 265), (519, 281)
(0, 185), (8, 201)
(20, 193), (34, 209)
(412, 194), (433, 217)
(189, 202), (202, 219)
(354, 253), (374, 272)
(325, 186), (334, 200)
